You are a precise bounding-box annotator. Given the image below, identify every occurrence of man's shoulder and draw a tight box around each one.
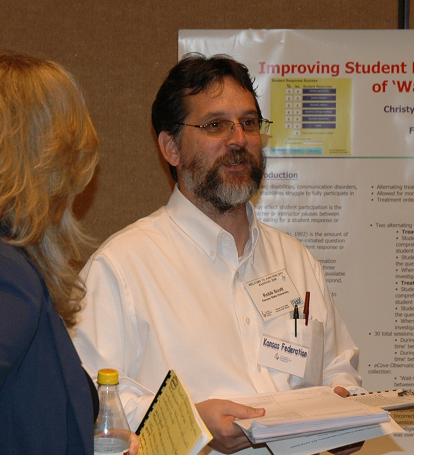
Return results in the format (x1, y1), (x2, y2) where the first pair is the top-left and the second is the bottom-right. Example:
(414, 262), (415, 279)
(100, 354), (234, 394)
(258, 220), (305, 249)
(257, 220), (318, 265)
(255, 222), (323, 283)
(94, 206), (169, 256)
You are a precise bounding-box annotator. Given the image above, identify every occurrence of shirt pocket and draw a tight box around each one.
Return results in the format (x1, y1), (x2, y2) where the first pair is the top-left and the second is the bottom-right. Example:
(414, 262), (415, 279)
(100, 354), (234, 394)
(268, 318), (324, 388)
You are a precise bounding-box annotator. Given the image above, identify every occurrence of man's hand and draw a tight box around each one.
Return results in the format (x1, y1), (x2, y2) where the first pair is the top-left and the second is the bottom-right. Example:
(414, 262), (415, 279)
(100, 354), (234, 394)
(126, 432), (140, 454)
(333, 386), (350, 397)
(330, 386), (363, 454)
(196, 399), (265, 454)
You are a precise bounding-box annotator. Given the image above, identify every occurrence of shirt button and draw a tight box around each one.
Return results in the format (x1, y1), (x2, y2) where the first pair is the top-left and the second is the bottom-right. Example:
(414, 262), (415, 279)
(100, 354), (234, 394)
(245, 317), (250, 325)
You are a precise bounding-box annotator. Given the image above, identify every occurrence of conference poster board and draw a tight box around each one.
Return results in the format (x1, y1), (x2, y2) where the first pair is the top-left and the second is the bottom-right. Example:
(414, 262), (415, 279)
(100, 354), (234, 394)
(179, 30), (414, 453)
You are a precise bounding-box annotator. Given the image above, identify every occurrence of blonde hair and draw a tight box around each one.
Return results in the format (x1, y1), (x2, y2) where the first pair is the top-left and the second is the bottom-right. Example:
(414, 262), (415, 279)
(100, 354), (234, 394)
(0, 51), (99, 328)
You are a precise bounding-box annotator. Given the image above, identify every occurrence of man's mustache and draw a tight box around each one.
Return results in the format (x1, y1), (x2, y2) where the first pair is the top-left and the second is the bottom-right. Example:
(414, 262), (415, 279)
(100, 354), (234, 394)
(215, 149), (258, 168)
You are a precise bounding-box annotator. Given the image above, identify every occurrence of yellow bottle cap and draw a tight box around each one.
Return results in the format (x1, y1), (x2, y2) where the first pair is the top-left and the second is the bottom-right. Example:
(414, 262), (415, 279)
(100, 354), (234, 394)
(97, 368), (119, 385)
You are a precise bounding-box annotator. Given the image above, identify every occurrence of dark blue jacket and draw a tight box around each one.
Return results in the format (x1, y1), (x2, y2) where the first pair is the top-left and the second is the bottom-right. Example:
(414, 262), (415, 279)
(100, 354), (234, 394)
(0, 240), (94, 454)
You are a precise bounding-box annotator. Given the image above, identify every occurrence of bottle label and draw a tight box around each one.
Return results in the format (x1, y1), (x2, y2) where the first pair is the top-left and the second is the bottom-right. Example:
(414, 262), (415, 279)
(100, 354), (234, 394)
(94, 436), (128, 455)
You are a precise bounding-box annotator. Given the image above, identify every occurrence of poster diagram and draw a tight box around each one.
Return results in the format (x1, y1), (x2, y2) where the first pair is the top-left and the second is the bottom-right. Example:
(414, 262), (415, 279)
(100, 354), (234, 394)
(269, 78), (351, 157)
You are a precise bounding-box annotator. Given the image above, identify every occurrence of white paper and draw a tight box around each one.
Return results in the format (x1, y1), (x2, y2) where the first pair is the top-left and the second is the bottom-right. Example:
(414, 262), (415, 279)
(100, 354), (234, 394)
(267, 418), (403, 455)
(232, 386), (389, 442)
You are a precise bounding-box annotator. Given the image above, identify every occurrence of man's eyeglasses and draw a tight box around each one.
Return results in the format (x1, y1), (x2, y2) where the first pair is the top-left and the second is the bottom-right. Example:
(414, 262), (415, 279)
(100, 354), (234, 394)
(176, 117), (273, 137)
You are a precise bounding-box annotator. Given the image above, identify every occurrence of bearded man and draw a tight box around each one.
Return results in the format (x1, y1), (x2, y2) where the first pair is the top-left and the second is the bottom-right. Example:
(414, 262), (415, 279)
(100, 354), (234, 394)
(74, 54), (363, 455)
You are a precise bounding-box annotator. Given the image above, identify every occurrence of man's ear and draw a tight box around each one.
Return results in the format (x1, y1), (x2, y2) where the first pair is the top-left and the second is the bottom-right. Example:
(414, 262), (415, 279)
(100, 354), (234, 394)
(158, 131), (180, 167)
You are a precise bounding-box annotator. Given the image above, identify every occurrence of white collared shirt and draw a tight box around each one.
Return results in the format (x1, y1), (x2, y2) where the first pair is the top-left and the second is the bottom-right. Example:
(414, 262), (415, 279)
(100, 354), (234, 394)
(73, 186), (362, 432)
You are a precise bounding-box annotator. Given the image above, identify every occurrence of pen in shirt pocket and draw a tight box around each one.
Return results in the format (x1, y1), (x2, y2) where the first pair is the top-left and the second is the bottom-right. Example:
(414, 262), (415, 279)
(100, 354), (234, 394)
(293, 304), (299, 337)
(303, 291), (310, 326)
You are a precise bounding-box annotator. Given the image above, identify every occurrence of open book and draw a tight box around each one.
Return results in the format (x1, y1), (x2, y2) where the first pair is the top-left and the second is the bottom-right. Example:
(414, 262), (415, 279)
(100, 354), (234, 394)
(232, 386), (390, 444)
(136, 370), (212, 454)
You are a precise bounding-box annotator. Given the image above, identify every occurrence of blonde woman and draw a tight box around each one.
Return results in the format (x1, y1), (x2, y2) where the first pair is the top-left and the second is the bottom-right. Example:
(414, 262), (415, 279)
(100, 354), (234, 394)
(0, 51), (99, 454)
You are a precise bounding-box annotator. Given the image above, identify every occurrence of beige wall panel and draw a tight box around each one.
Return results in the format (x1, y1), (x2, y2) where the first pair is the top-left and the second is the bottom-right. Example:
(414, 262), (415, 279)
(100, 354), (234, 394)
(0, 0), (410, 260)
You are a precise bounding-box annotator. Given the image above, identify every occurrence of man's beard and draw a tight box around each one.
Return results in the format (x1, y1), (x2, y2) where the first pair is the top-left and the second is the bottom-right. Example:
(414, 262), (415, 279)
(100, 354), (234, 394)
(181, 148), (265, 212)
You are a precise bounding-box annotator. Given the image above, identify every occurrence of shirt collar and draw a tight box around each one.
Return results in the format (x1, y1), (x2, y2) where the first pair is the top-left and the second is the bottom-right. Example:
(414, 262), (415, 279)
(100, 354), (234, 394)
(166, 185), (259, 262)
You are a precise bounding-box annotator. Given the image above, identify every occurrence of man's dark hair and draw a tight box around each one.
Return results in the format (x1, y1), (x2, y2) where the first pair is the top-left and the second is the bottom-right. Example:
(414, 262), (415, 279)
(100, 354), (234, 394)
(151, 53), (262, 181)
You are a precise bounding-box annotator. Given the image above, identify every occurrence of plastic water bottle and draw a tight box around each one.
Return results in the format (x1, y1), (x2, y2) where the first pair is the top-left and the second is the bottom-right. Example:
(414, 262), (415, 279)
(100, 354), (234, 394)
(94, 368), (131, 454)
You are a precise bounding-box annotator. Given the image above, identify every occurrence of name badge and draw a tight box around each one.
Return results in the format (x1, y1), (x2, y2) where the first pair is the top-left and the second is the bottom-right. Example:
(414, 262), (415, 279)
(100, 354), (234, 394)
(245, 269), (302, 321)
(259, 334), (309, 377)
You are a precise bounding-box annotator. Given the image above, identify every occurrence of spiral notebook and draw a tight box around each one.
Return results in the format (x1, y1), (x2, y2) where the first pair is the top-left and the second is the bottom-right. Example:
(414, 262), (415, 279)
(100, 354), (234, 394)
(135, 370), (212, 455)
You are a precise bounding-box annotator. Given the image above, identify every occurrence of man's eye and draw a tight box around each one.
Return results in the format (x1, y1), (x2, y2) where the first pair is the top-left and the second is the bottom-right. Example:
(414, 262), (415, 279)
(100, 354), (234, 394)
(205, 120), (224, 130)
(241, 118), (259, 129)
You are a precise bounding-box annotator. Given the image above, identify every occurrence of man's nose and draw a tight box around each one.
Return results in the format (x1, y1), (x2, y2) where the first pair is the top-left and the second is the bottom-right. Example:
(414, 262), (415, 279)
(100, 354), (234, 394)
(226, 122), (248, 147)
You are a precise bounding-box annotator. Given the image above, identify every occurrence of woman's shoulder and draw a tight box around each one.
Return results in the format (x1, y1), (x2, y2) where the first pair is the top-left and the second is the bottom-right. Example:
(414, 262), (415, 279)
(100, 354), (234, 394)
(0, 241), (47, 387)
(0, 240), (44, 298)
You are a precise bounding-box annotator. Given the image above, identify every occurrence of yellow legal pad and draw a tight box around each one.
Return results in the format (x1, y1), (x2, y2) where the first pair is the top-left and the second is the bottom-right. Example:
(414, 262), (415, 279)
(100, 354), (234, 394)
(136, 370), (212, 454)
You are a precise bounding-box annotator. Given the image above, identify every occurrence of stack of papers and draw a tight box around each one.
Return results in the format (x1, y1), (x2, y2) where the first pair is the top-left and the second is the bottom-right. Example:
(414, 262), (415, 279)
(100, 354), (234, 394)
(232, 386), (390, 444)
(267, 420), (403, 455)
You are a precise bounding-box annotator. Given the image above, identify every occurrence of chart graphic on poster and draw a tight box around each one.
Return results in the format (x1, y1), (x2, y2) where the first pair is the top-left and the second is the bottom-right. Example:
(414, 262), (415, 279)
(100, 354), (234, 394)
(179, 30), (414, 453)
(270, 77), (352, 156)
